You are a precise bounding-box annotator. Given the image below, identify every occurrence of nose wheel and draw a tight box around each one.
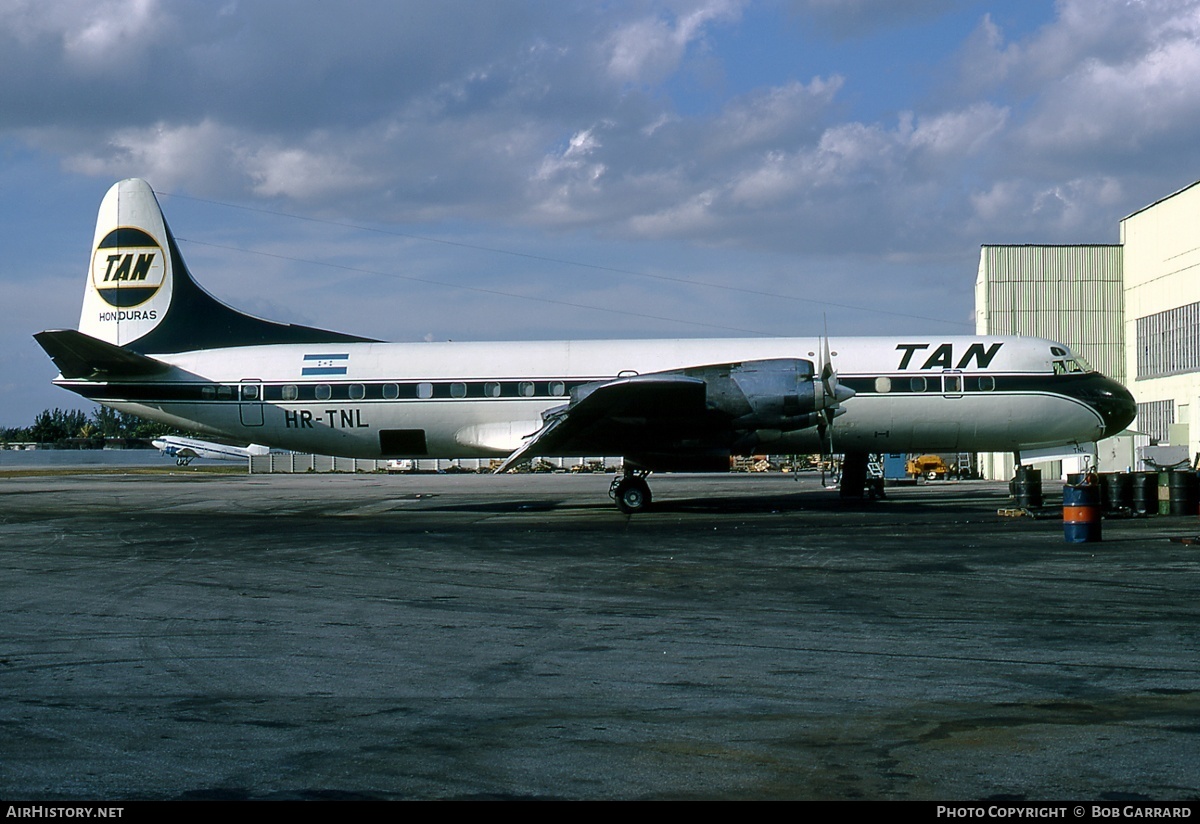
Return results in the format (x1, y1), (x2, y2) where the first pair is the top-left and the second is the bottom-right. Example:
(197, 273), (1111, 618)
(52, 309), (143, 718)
(610, 474), (652, 514)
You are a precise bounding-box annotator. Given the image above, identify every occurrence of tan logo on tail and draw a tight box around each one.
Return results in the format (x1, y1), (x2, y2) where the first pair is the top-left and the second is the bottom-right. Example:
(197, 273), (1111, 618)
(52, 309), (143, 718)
(91, 228), (166, 308)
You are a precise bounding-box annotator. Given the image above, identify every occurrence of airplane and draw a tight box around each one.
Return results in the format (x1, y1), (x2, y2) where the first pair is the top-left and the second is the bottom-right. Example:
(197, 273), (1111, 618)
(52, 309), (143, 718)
(35, 179), (1137, 513)
(151, 434), (270, 466)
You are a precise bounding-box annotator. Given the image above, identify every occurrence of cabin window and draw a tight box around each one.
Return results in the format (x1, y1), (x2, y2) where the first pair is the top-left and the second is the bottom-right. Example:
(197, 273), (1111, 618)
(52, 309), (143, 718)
(519, 381), (535, 397)
(944, 374), (963, 394)
(450, 382), (467, 398)
(241, 384), (259, 401)
(315, 384), (332, 401)
(349, 384), (365, 400)
(417, 382), (433, 399)
(282, 384), (299, 401)
(874, 376), (892, 393)
(382, 383), (399, 400)
(978, 376), (995, 392)
(909, 376), (927, 393)
(201, 386), (216, 400)
(484, 382), (501, 398)
(549, 380), (565, 396)
(217, 385), (233, 400)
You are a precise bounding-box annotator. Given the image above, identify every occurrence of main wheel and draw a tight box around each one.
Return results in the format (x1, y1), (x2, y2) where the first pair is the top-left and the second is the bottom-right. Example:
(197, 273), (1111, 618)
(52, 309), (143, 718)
(614, 477), (652, 514)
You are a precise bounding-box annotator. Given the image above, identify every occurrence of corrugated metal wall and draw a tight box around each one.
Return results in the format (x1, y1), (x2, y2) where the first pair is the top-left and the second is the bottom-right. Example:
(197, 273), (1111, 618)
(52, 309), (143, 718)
(974, 245), (1125, 479)
(975, 245), (1125, 385)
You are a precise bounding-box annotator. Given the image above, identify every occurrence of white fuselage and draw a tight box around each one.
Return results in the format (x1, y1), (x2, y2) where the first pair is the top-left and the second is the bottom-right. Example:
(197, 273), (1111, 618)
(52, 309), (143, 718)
(67, 335), (1115, 460)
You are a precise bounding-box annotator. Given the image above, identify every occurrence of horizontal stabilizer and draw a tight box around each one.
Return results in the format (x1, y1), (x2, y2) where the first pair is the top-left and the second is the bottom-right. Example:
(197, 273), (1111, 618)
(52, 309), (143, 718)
(34, 329), (170, 379)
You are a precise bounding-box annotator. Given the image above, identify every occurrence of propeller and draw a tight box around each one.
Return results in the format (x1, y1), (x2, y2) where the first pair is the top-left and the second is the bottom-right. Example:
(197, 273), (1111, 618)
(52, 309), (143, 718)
(815, 331), (854, 454)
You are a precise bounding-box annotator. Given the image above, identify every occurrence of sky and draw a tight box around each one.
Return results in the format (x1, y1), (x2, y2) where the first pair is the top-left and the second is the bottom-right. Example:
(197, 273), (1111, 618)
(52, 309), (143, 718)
(4, 0), (1200, 426)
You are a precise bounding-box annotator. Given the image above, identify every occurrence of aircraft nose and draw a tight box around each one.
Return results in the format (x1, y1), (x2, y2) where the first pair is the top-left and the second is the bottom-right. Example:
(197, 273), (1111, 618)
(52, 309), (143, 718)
(1071, 374), (1137, 439)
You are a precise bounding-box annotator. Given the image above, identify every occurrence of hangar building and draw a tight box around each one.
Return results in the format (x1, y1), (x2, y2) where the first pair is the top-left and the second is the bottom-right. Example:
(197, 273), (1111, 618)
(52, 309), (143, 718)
(1121, 180), (1200, 455)
(974, 177), (1200, 479)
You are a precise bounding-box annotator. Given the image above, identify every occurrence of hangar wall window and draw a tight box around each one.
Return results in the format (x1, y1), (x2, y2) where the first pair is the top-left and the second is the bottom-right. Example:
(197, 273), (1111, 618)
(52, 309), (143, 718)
(1136, 400), (1174, 445)
(1137, 301), (1200, 380)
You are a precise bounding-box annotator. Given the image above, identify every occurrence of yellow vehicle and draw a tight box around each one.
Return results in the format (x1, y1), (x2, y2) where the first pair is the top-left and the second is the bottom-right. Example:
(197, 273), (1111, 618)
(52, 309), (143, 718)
(907, 454), (950, 481)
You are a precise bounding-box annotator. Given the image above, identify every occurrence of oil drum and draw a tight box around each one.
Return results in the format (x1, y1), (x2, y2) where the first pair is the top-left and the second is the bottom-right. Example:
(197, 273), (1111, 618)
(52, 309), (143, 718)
(1013, 466), (1043, 510)
(1063, 482), (1102, 543)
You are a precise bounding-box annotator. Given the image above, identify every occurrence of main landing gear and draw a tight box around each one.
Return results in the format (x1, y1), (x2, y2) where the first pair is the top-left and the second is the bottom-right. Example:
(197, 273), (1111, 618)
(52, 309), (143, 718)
(609, 471), (652, 514)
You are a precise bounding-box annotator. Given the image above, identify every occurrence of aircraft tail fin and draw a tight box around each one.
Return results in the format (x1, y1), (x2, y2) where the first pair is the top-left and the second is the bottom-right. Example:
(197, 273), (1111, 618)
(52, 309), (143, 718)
(76, 178), (376, 354)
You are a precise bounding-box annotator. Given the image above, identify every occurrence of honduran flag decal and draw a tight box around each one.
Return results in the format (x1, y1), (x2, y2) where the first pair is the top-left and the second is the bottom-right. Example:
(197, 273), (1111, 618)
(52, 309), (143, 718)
(301, 353), (349, 376)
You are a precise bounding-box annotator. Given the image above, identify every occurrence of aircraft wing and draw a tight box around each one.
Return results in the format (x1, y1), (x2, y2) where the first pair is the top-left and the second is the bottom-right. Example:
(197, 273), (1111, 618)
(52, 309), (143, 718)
(497, 358), (849, 472)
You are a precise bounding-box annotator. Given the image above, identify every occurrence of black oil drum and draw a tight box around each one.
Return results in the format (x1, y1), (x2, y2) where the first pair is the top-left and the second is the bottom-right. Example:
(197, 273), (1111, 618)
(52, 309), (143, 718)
(1167, 471), (1199, 516)
(1130, 472), (1158, 515)
(1098, 472), (1131, 513)
(1013, 466), (1043, 510)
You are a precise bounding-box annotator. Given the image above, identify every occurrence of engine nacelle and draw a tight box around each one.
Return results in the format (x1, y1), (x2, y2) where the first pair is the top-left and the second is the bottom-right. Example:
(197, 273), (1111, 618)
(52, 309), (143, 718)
(683, 358), (822, 431)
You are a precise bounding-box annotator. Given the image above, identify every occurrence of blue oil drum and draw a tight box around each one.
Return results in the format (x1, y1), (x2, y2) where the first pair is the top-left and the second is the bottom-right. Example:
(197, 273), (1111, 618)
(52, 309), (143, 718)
(1063, 482), (1102, 543)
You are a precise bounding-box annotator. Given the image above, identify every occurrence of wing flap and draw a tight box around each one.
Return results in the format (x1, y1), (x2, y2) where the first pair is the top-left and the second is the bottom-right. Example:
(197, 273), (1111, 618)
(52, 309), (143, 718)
(496, 374), (708, 472)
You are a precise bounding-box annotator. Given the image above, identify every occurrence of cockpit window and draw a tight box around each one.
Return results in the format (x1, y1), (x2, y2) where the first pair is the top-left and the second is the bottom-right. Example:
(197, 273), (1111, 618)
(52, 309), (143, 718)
(1052, 358), (1089, 374)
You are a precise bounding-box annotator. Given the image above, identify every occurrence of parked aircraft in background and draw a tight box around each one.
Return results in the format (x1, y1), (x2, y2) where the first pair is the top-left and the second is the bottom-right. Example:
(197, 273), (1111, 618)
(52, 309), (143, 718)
(35, 179), (1136, 512)
(151, 435), (269, 466)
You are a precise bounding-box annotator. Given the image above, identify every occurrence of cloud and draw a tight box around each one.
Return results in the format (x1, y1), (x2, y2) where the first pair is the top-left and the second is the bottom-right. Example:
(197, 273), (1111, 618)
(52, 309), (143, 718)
(952, 0), (1200, 169)
(968, 176), (1125, 240)
(58, 119), (242, 192)
(605, 0), (744, 83)
(6, 0), (1200, 327)
(60, 0), (162, 65)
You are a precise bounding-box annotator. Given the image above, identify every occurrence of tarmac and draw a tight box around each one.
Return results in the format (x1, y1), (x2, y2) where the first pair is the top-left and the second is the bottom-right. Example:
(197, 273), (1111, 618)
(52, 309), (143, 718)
(1, 470), (1199, 800)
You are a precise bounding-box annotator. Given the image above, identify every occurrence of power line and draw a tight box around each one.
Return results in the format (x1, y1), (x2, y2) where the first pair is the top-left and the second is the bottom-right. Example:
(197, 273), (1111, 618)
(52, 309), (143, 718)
(158, 190), (974, 330)
(176, 237), (779, 337)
